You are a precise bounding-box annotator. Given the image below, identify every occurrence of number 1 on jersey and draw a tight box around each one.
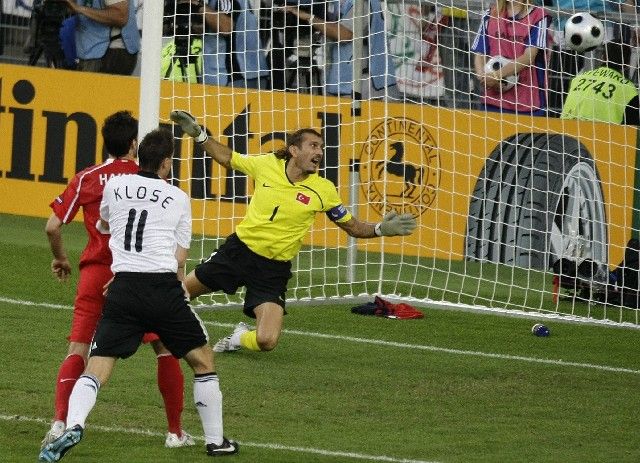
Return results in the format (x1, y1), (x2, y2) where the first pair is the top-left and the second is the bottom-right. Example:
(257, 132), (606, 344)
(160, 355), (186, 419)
(269, 205), (280, 222)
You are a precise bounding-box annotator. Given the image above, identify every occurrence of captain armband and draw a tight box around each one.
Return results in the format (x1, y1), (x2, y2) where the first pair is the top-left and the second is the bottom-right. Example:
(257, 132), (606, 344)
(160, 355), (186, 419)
(326, 204), (349, 222)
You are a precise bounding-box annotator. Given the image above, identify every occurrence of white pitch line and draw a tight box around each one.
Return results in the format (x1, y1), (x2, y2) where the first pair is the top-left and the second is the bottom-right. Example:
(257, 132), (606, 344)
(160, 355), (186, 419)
(2, 295), (639, 375)
(283, 328), (640, 375)
(202, 322), (640, 375)
(0, 414), (439, 463)
(0, 296), (70, 310)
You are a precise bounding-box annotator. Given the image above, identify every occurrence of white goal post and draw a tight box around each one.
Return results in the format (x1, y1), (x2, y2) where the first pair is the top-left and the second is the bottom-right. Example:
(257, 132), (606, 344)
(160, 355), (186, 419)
(142, 0), (640, 328)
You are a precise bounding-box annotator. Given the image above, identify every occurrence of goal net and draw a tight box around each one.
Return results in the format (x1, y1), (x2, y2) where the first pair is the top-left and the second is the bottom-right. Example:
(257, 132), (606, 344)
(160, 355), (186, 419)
(153, 0), (640, 327)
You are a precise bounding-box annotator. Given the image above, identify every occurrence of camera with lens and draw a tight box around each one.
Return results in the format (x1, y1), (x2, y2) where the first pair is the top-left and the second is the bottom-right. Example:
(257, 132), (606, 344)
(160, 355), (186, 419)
(163, 0), (205, 57)
(272, 0), (304, 29)
(269, 0), (328, 91)
(272, 0), (327, 41)
(33, 0), (69, 30)
(27, 0), (70, 66)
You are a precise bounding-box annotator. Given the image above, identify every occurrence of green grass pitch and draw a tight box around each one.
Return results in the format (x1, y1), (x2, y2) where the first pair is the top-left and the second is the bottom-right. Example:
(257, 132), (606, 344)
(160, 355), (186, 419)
(0, 213), (639, 462)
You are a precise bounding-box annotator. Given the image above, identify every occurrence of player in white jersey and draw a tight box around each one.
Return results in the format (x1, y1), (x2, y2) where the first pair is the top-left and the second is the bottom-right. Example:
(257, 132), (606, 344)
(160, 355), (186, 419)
(104, 173), (191, 273)
(39, 129), (238, 462)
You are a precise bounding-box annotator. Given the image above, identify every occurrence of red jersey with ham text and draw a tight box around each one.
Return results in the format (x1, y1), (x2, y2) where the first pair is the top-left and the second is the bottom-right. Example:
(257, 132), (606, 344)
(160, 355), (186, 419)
(49, 158), (138, 267)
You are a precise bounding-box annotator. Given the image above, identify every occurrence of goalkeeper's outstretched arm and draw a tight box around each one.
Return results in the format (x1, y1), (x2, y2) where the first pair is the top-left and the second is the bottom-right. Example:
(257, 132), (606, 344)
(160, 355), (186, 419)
(170, 110), (417, 239)
(337, 211), (417, 238)
(169, 110), (232, 169)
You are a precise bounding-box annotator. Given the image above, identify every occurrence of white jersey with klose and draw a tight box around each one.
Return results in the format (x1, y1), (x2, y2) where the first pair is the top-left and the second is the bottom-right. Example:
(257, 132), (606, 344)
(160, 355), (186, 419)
(100, 172), (191, 273)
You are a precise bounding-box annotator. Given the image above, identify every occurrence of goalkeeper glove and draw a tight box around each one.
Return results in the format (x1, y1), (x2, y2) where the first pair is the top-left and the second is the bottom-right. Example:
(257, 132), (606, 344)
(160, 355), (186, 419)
(170, 110), (208, 144)
(375, 211), (417, 237)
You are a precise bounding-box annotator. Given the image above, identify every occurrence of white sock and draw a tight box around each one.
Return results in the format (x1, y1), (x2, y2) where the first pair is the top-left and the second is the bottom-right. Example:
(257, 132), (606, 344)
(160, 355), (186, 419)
(50, 420), (65, 434)
(193, 373), (223, 445)
(66, 374), (100, 429)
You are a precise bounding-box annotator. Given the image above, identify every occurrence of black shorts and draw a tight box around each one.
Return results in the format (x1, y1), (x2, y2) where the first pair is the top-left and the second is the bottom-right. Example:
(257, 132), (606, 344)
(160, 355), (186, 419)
(91, 272), (208, 359)
(195, 234), (292, 318)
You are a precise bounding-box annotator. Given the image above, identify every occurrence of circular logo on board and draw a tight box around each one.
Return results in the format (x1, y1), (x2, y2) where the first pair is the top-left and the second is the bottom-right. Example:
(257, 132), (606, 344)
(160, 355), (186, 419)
(359, 117), (439, 217)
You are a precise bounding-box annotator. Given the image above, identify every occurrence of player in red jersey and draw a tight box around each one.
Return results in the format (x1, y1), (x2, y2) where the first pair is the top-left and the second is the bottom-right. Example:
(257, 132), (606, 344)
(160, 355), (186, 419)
(41, 111), (194, 449)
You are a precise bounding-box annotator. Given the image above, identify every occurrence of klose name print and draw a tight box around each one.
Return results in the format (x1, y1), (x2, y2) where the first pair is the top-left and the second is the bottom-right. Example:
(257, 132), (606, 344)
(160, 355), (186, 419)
(112, 185), (174, 209)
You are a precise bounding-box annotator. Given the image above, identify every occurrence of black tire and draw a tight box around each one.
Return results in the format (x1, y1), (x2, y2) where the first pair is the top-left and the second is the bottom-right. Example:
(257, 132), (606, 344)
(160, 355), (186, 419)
(465, 133), (607, 270)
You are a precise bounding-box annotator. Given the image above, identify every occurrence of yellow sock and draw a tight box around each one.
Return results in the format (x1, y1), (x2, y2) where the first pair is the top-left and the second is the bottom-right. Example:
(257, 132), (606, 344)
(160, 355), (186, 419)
(239, 330), (261, 351)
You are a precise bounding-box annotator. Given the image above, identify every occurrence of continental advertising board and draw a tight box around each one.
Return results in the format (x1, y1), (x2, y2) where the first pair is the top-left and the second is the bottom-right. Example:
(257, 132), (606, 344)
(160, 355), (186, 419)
(0, 64), (637, 267)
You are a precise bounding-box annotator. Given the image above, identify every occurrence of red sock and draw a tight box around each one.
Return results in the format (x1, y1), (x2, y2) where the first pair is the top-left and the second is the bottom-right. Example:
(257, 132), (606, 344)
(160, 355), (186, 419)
(54, 354), (85, 422)
(157, 354), (184, 435)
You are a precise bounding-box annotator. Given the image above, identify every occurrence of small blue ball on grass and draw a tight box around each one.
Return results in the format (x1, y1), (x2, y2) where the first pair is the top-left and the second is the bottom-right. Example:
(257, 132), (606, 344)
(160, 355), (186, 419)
(531, 323), (550, 337)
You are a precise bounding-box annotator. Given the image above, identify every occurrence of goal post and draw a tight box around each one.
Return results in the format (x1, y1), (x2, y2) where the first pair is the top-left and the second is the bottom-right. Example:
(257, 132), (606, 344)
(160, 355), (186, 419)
(145, 1), (640, 328)
(138, 0), (164, 138)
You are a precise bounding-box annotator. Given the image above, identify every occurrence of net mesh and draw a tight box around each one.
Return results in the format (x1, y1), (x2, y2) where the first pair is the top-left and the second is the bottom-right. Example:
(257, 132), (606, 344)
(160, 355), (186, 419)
(159, 0), (640, 326)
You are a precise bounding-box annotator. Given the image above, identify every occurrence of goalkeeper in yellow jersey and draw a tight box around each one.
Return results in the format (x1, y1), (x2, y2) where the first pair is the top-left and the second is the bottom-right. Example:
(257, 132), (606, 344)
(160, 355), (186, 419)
(170, 111), (417, 353)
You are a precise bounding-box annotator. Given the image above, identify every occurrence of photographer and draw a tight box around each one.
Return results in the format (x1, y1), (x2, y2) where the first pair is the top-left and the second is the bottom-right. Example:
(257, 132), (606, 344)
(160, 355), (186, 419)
(63, 0), (140, 75)
(162, 0), (206, 82)
(25, 0), (74, 68)
(268, 0), (327, 92)
(199, 0), (269, 88)
(279, 0), (397, 99)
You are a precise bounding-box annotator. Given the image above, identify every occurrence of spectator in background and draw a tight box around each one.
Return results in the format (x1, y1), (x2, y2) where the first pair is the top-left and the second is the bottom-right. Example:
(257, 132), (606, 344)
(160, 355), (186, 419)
(268, 0), (327, 93)
(546, 0), (637, 115)
(282, 0), (398, 100)
(201, 0), (269, 88)
(161, 0), (205, 82)
(561, 41), (639, 124)
(63, 0), (140, 75)
(472, 0), (551, 115)
(386, 1), (448, 104)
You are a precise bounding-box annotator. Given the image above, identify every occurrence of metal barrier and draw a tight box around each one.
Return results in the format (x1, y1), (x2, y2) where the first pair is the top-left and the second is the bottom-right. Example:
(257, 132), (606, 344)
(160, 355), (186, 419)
(0, 12), (31, 65)
(435, 11), (482, 110)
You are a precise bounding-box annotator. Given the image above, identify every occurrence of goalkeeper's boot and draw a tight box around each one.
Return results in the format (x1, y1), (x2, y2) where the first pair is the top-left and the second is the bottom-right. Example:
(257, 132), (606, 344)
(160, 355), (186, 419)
(38, 424), (83, 462)
(40, 420), (65, 451)
(212, 322), (250, 353)
(206, 437), (239, 456)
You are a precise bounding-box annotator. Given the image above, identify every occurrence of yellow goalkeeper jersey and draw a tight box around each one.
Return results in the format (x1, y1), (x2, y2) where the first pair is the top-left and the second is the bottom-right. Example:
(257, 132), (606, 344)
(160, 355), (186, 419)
(231, 151), (352, 261)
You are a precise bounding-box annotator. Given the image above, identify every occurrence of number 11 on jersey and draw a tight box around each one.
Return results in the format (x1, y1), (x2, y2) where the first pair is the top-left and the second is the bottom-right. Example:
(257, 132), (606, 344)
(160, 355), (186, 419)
(124, 208), (148, 252)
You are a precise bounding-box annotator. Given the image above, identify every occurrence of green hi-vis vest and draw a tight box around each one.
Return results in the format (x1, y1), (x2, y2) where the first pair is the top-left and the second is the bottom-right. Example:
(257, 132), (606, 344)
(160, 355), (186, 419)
(161, 39), (203, 83)
(561, 67), (638, 124)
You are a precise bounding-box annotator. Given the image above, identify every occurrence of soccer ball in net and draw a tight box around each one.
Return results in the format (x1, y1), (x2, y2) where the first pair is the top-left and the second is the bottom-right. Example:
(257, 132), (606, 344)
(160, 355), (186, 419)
(484, 56), (518, 91)
(565, 12), (604, 53)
